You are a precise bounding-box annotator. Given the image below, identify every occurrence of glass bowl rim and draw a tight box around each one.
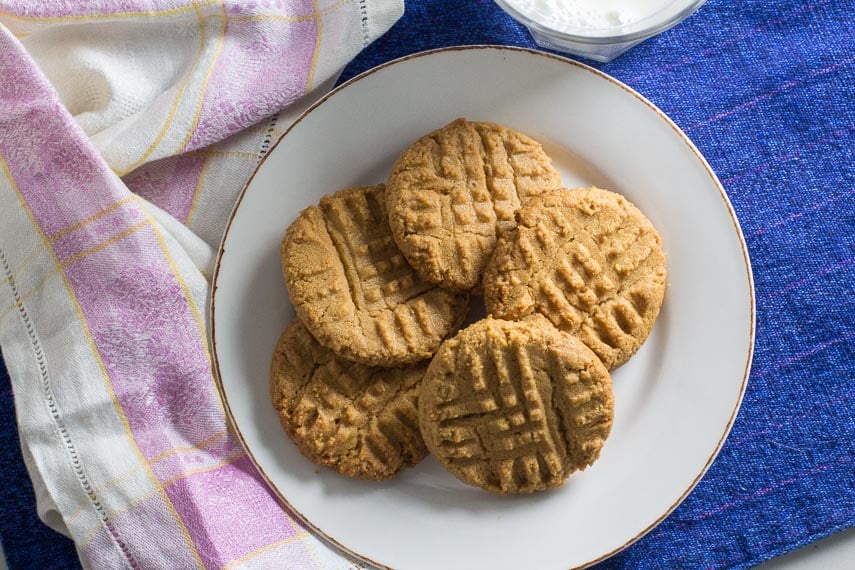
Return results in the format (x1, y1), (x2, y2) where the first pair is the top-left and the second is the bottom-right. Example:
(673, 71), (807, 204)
(493, 0), (708, 45)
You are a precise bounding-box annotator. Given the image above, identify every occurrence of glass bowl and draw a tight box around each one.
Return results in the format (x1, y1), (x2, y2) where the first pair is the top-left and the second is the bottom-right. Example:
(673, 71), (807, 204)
(494, 0), (707, 62)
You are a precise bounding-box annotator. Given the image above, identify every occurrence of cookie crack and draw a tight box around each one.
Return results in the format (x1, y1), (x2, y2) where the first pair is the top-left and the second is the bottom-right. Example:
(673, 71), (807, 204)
(320, 205), (369, 312)
(500, 136), (522, 203)
(547, 381), (572, 464)
(535, 350), (568, 466)
(428, 134), (445, 179)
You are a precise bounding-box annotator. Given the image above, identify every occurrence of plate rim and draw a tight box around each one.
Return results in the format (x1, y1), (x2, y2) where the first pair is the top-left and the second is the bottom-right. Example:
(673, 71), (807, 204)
(209, 44), (756, 570)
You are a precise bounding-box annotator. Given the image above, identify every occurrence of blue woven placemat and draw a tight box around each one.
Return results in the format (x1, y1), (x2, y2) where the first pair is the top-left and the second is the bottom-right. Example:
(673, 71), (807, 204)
(1, 0), (853, 567)
(0, 355), (78, 569)
(342, 1), (855, 568)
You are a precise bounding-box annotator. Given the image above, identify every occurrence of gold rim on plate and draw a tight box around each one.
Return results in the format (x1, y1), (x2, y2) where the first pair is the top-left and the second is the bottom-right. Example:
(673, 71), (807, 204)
(209, 45), (756, 570)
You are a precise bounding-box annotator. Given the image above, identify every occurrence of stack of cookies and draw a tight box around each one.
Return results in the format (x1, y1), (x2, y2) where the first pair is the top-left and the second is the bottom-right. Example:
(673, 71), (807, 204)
(271, 119), (666, 495)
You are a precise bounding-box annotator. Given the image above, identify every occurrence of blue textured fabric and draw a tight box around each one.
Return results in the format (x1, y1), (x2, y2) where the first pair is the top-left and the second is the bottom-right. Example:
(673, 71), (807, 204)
(0, 355), (79, 569)
(1, 0), (853, 568)
(340, 1), (855, 568)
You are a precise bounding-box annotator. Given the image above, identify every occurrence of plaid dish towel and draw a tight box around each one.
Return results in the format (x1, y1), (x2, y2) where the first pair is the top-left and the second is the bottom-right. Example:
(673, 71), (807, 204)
(0, 1), (401, 568)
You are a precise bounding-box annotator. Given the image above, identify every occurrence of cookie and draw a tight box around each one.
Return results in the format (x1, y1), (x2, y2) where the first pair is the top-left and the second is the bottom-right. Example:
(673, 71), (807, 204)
(483, 187), (666, 370)
(386, 118), (561, 291)
(270, 319), (428, 480)
(281, 184), (469, 366)
(419, 317), (614, 495)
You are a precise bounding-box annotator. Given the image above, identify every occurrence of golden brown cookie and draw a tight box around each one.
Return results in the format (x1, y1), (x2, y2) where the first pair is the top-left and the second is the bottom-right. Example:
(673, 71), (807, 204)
(419, 317), (614, 495)
(483, 187), (667, 370)
(386, 119), (561, 292)
(281, 184), (469, 366)
(270, 319), (428, 480)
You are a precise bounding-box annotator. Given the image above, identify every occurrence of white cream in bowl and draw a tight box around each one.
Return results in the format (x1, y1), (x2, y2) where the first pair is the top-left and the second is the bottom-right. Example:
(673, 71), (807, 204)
(503, 0), (678, 34)
(495, 0), (705, 61)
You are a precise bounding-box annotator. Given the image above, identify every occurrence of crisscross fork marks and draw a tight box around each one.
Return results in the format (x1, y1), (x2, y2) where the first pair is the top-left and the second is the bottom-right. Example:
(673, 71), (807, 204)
(434, 330), (564, 490)
(444, 123), (549, 238)
(485, 187), (666, 369)
(271, 320), (428, 480)
(283, 183), (469, 366)
(540, 241), (619, 329)
(320, 186), (428, 313)
(388, 119), (560, 290)
(420, 319), (614, 494)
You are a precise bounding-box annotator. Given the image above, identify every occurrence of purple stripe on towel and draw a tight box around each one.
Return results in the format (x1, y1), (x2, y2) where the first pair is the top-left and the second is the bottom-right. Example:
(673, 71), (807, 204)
(165, 455), (299, 568)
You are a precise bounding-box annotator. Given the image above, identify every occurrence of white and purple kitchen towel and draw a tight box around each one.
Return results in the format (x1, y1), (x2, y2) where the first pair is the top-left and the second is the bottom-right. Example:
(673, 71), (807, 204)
(0, 1), (402, 567)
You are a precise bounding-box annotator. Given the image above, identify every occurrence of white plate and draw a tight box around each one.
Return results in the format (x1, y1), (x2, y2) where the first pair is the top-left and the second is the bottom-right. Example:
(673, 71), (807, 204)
(210, 46), (754, 570)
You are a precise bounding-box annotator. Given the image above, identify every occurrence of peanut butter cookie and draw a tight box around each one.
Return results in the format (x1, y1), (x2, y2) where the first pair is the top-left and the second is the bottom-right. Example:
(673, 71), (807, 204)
(386, 119), (561, 291)
(419, 317), (614, 495)
(270, 319), (428, 480)
(282, 184), (469, 366)
(484, 187), (666, 370)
